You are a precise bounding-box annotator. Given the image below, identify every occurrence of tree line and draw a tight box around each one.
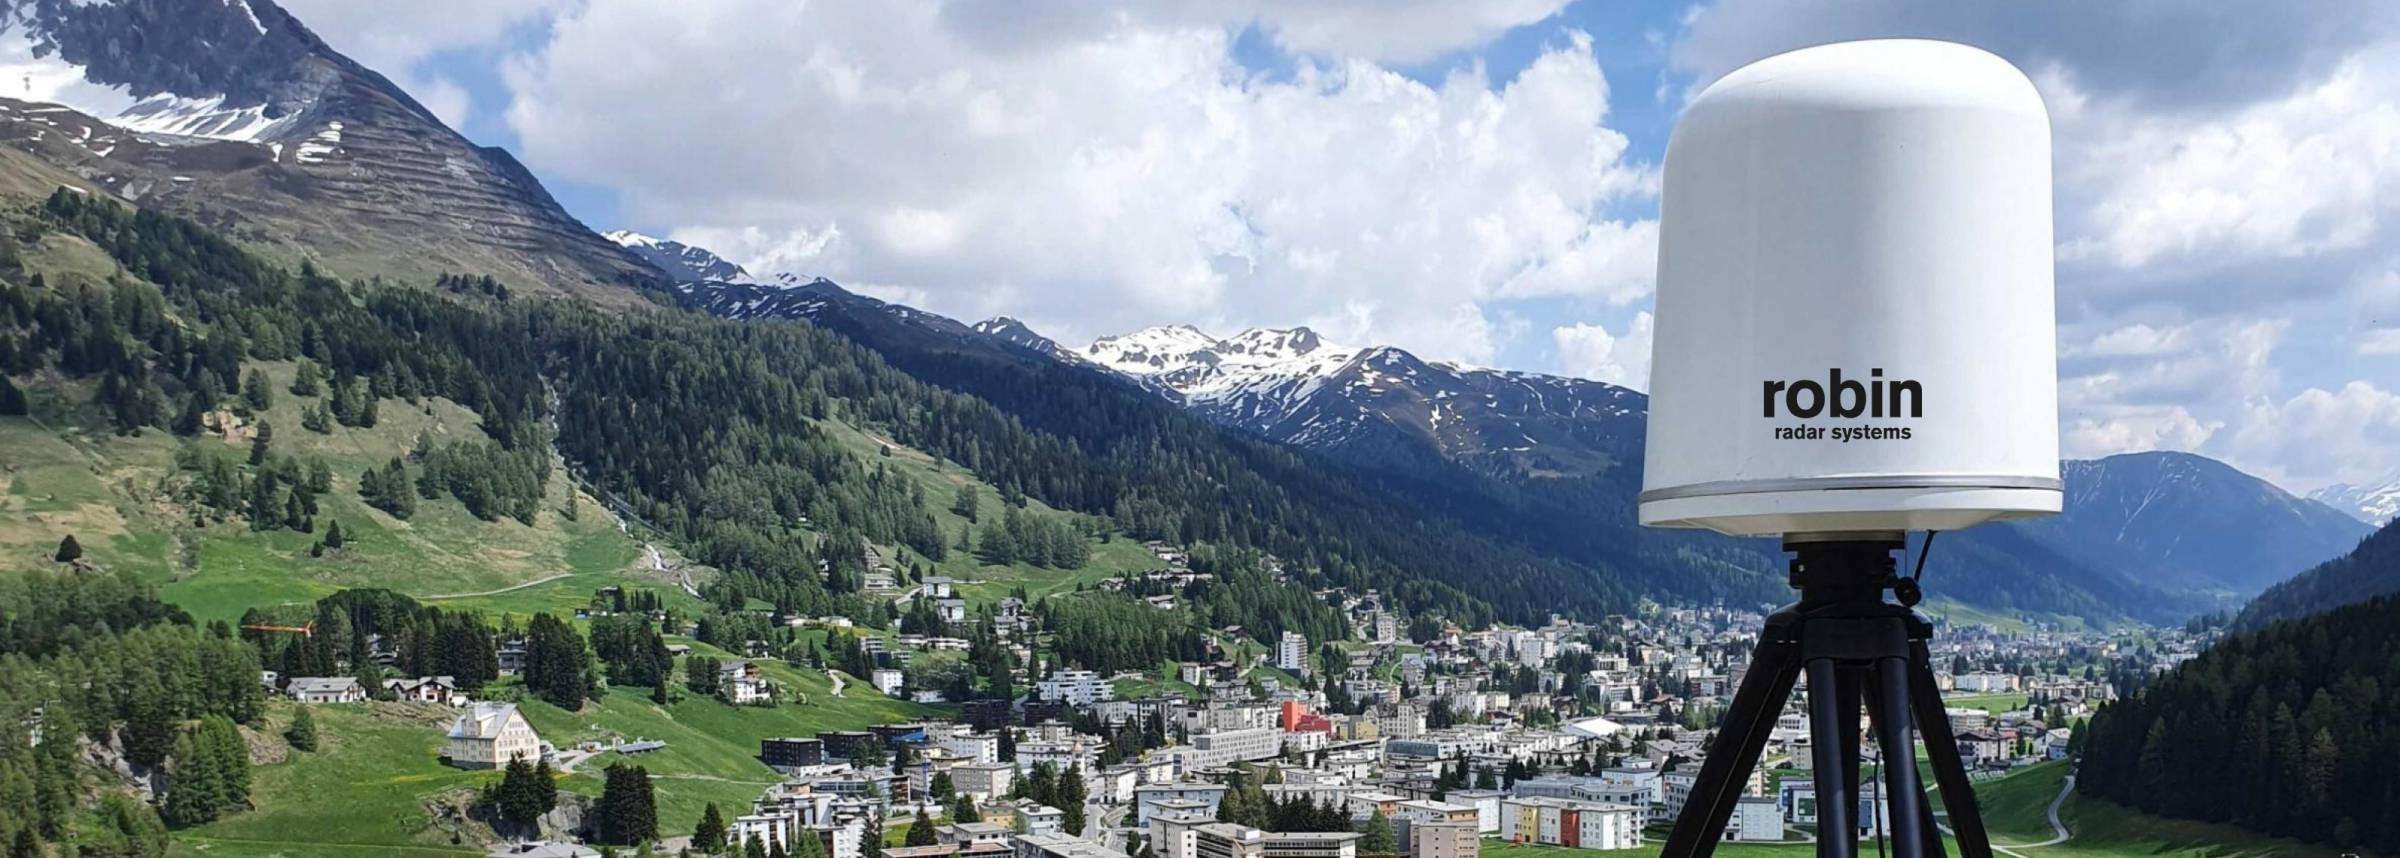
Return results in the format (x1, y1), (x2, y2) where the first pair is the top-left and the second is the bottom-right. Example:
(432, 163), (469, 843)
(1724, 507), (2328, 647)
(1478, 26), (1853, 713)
(2077, 592), (2400, 852)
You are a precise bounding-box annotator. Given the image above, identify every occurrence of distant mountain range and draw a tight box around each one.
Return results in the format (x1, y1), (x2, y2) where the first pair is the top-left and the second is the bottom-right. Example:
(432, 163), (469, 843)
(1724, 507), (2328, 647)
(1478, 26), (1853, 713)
(612, 234), (2369, 623)
(2308, 469), (2400, 526)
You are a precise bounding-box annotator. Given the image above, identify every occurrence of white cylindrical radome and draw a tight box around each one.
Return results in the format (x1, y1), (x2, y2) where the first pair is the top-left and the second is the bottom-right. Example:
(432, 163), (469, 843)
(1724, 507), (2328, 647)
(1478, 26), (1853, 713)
(1639, 39), (2061, 537)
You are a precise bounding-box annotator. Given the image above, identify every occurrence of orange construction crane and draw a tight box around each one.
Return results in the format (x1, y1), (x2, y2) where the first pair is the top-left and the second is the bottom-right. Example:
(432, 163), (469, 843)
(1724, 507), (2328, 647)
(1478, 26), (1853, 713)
(240, 621), (315, 638)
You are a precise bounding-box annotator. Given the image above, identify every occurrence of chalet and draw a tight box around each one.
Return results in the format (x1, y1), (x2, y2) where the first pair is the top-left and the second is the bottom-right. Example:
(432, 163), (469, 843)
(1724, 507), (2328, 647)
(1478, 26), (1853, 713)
(384, 676), (464, 705)
(443, 702), (546, 769)
(721, 660), (772, 704)
(1954, 730), (2007, 765)
(286, 677), (367, 704)
(496, 639), (529, 675)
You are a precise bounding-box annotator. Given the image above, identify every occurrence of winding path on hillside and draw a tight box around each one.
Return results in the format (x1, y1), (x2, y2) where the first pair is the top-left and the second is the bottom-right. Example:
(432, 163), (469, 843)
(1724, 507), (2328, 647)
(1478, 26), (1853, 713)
(1933, 771), (2074, 856)
(421, 572), (573, 599)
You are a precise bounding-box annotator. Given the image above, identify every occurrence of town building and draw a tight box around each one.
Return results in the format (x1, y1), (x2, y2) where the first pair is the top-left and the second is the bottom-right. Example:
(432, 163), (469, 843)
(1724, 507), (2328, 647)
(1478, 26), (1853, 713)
(763, 737), (826, 772)
(1277, 632), (1309, 673)
(1037, 669), (1116, 707)
(1407, 822), (1477, 858)
(383, 675), (463, 705)
(442, 702), (544, 769)
(1012, 833), (1127, 858)
(286, 676), (367, 704)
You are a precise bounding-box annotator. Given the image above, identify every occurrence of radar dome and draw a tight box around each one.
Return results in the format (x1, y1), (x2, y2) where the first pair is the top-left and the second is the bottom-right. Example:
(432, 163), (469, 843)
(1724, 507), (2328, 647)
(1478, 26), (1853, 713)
(1638, 39), (2061, 537)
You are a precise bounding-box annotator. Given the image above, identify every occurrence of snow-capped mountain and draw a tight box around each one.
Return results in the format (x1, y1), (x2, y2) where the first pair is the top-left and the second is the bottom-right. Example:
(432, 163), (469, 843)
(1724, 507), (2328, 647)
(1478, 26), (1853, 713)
(2309, 470), (2400, 526)
(604, 230), (814, 289)
(1082, 325), (1646, 478)
(972, 317), (1086, 363)
(0, 0), (659, 297)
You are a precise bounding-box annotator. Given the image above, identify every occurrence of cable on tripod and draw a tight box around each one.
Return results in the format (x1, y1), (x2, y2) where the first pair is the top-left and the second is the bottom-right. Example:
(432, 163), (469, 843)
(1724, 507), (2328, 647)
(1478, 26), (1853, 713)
(1910, 531), (1939, 582)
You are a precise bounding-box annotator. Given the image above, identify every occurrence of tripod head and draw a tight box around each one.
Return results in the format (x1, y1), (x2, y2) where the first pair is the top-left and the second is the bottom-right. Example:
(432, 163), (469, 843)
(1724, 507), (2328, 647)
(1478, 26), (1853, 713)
(1786, 533), (1922, 610)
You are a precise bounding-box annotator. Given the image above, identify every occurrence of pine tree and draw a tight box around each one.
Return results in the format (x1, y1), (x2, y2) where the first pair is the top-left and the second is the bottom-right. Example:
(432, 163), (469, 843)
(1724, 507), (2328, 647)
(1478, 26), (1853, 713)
(596, 763), (658, 845)
(241, 368), (273, 413)
(532, 759), (559, 818)
(1357, 810), (1397, 854)
(497, 757), (545, 827)
(290, 360), (323, 397)
(52, 535), (79, 563)
(285, 705), (317, 751)
(903, 815), (937, 847)
(860, 816), (884, 858)
(0, 374), (26, 416)
(249, 419), (274, 465)
(694, 803), (729, 854)
(324, 520), (345, 549)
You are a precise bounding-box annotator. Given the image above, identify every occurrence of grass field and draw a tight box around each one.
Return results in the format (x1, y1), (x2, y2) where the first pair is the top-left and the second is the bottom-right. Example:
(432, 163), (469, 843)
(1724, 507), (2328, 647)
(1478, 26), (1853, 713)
(1944, 692), (2031, 714)
(175, 702), (489, 855)
(0, 360), (655, 624)
(1973, 761), (2332, 857)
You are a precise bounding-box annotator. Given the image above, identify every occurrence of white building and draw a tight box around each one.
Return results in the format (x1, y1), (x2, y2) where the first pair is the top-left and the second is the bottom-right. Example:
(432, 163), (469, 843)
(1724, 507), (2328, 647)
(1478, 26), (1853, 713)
(1277, 632), (1309, 674)
(443, 702), (544, 769)
(872, 668), (907, 696)
(1037, 669), (1116, 707)
(1732, 796), (1785, 842)
(286, 677), (366, 704)
(1187, 726), (1283, 769)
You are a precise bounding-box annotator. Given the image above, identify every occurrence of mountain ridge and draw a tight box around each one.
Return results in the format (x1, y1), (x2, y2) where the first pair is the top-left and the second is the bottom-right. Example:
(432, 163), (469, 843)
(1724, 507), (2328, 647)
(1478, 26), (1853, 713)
(0, 0), (665, 300)
(2307, 468), (2400, 525)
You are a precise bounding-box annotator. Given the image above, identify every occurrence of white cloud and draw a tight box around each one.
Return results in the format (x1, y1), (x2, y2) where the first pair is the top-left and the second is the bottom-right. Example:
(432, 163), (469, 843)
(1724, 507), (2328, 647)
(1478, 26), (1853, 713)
(404, 73), (473, 131)
(500, 0), (1652, 366)
(940, 0), (1575, 66)
(278, 0), (567, 130)
(2056, 56), (2400, 271)
(2064, 407), (2221, 459)
(1551, 312), (1652, 390)
(279, 0), (568, 73)
(2227, 381), (2400, 490)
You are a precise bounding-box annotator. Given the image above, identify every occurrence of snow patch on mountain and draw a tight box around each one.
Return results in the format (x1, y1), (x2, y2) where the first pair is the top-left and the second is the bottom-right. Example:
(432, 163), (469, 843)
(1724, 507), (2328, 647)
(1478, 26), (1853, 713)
(0, 16), (297, 143)
(2310, 469), (2400, 525)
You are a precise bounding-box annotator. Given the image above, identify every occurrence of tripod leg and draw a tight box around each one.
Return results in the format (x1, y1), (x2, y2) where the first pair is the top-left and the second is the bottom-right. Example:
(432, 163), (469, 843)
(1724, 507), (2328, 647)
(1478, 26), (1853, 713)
(1864, 669), (1945, 858)
(1873, 657), (1930, 858)
(1806, 658), (1857, 858)
(1664, 635), (1802, 857)
(1908, 642), (1993, 858)
(1837, 667), (1863, 812)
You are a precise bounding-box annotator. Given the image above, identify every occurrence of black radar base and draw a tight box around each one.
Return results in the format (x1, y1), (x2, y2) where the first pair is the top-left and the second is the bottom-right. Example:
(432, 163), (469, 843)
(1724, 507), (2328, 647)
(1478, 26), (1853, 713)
(1660, 534), (1991, 858)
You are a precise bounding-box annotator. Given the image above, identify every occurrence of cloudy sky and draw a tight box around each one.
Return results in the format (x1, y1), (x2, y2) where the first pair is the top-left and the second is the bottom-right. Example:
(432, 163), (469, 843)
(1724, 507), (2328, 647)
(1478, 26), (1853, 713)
(280, 0), (2400, 495)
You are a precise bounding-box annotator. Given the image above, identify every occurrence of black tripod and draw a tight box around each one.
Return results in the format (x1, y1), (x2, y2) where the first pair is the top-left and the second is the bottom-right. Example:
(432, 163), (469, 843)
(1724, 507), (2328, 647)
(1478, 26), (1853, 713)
(1661, 533), (1991, 858)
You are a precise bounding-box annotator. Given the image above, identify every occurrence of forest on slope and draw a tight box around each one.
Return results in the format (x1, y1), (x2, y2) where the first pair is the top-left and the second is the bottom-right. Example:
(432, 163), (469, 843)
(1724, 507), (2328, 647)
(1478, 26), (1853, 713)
(2, 189), (1694, 628)
(2079, 584), (2400, 852)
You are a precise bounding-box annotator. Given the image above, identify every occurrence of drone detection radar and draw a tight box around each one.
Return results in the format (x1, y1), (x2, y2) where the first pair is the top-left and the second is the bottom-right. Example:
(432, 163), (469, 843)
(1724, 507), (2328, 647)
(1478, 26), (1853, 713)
(1644, 41), (2060, 858)
(1638, 38), (2061, 538)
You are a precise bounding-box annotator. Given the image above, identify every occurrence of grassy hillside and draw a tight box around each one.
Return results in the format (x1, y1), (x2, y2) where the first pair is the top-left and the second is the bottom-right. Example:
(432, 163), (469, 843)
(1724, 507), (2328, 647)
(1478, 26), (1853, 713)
(1976, 761), (2331, 857)
(814, 418), (1166, 605)
(0, 363), (649, 624)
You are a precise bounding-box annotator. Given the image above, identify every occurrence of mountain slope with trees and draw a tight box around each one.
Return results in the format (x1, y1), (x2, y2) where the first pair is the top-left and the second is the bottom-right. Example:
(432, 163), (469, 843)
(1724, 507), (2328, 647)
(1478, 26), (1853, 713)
(2235, 518), (2399, 629)
(2079, 584), (2400, 852)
